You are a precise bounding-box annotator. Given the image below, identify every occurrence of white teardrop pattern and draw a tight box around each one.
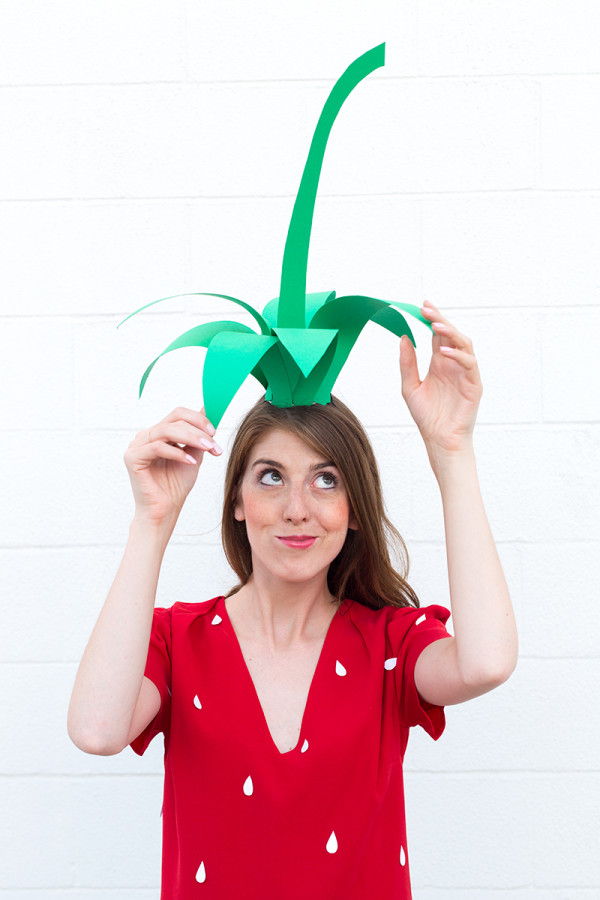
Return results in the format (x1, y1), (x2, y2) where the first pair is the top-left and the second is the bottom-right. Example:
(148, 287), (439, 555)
(301, 739), (309, 753)
(326, 831), (338, 854)
(400, 845), (406, 866)
(243, 775), (254, 796)
(195, 861), (206, 883)
(193, 695), (202, 710)
(384, 657), (397, 670)
(415, 614), (426, 626)
(335, 660), (347, 677)
(211, 614), (222, 625)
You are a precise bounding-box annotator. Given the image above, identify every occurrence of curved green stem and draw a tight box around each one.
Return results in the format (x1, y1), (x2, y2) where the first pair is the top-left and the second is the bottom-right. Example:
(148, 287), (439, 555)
(277, 43), (385, 328)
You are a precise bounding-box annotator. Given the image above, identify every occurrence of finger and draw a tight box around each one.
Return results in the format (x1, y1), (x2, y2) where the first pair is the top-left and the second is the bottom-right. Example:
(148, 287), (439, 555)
(160, 406), (217, 436)
(199, 406), (216, 436)
(430, 320), (474, 355)
(126, 440), (199, 468)
(134, 421), (222, 454)
(399, 335), (421, 397)
(420, 301), (454, 330)
(438, 346), (479, 370)
(421, 305), (474, 354)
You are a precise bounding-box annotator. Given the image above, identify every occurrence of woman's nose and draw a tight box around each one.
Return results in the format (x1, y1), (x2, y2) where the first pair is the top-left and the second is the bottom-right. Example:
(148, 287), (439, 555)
(283, 485), (309, 522)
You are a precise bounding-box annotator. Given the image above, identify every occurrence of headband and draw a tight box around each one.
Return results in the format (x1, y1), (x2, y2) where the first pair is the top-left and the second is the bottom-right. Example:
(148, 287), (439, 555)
(120, 43), (431, 427)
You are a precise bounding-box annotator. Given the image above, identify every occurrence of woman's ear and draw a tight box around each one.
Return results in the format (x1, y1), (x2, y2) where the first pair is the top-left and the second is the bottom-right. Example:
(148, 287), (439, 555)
(233, 486), (245, 522)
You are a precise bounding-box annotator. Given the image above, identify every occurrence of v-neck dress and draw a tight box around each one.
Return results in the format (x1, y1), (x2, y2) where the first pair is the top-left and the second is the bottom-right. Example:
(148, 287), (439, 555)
(131, 595), (451, 899)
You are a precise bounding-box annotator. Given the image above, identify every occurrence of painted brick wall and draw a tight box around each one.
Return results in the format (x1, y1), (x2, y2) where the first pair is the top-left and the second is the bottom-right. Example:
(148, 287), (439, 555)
(1, 2), (599, 897)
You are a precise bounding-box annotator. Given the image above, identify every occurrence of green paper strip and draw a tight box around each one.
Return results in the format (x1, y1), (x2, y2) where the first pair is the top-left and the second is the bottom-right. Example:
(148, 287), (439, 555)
(278, 44), (385, 328)
(202, 332), (278, 427)
(262, 290), (336, 329)
(118, 292), (272, 336)
(307, 294), (431, 400)
(260, 343), (295, 407)
(291, 336), (339, 406)
(139, 321), (257, 396)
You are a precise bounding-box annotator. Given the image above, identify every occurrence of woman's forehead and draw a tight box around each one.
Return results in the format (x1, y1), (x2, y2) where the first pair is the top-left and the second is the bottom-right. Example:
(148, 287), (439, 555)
(246, 428), (333, 467)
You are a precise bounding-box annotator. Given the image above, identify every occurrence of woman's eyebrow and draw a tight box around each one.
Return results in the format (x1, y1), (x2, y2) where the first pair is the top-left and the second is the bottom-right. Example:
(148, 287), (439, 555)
(251, 458), (337, 471)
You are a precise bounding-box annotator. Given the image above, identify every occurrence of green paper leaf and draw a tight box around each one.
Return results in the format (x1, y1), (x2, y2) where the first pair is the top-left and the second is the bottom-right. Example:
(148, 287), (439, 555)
(385, 301), (433, 330)
(261, 297), (279, 330)
(307, 294), (429, 399)
(272, 327), (338, 378)
(202, 332), (278, 427)
(291, 337), (339, 406)
(119, 292), (272, 336)
(260, 343), (296, 407)
(278, 44), (385, 328)
(262, 291), (336, 329)
(139, 321), (257, 397)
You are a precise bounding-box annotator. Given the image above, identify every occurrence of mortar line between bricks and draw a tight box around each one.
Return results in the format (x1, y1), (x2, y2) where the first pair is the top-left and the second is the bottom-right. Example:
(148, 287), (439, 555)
(416, 887), (600, 894)
(2, 72), (600, 90)
(0, 891), (160, 896)
(5, 307), (600, 322)
(5, 187), (600, 204)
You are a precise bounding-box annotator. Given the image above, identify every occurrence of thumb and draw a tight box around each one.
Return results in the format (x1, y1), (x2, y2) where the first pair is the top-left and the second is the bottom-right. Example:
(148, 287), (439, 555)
(399, 335), (421, 399)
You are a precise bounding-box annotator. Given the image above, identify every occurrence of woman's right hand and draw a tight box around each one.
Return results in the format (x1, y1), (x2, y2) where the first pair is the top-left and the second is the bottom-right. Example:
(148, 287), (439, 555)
(124, 407), (222, 526)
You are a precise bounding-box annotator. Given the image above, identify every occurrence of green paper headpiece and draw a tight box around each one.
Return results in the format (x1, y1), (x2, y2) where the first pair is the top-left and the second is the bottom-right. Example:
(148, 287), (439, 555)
(120, 43), (431, 427)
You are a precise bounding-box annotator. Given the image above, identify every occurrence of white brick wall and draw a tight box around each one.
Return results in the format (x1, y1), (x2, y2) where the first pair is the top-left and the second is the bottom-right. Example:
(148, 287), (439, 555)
(1, 1), (598, 896)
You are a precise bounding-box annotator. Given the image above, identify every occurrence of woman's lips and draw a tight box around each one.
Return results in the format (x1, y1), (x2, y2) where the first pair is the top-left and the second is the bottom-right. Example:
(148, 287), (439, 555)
(277, 536), (316, 548)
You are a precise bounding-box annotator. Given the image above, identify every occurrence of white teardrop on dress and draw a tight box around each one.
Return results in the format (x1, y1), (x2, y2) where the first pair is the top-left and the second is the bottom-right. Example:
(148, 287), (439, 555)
(415, 614), (426, 626)
(326, 831), (338, 854)
(384, 657), (397, 670)
(193, 695), (202, 709)
(400, 845), (406, 866)
(195, 861), (206, 883)
(243, 775), (253, 796)
(301, 739), (309, 753)
(335, 660), (347, 677)
(211, 614), (222, 625)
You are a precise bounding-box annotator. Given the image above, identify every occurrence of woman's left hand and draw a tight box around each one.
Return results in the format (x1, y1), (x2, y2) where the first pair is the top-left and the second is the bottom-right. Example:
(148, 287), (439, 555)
(399, 301), (482, 459)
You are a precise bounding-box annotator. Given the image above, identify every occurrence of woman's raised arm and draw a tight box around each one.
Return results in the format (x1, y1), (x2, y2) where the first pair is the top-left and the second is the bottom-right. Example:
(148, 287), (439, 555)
(399, 303), (518, 706)
(67, 407), (221, 755)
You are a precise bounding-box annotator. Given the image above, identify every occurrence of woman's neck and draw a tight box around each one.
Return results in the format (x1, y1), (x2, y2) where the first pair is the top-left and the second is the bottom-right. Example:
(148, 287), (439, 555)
(225, 574), (339, 649)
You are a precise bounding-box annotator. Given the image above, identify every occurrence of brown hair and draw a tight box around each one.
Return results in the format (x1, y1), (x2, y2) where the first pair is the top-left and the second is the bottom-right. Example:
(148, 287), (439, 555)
(221, 396), (419, 610)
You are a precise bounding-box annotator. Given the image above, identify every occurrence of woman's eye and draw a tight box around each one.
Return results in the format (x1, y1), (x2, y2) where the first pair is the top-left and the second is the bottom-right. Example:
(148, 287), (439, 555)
(316, 472), (338, 489)
(259, 470), (282, 485)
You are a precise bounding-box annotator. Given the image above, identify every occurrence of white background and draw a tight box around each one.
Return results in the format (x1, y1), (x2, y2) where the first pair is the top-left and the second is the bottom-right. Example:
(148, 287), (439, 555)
(1, 1), (599, 897)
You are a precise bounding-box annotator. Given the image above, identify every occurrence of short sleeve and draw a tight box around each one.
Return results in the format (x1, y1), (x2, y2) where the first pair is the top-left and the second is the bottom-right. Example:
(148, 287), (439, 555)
(386, 604), (451, 740)
(130, 606), (172, 756)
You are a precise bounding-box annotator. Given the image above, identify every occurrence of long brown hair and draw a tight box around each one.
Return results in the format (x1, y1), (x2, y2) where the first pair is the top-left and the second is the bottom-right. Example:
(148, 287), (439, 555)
(221, 396), (419, 609)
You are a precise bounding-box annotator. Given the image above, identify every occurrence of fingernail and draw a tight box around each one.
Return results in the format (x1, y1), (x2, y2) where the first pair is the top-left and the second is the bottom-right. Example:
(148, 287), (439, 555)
(212, 441), (223, 455)
(199, 438), (213, 450)
(432, 321), (446, 331)
(185, 454), (198, 464)
(206, 422), (216, 436)
(439, 345), (455, 354)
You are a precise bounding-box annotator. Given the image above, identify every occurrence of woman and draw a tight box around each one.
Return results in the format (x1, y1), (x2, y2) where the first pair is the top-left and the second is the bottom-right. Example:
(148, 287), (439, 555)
(68, 301), (518, 898)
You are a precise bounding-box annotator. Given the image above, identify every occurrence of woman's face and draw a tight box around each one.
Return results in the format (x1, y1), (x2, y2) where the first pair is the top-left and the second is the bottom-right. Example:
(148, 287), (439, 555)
(234, 428), (358, 588)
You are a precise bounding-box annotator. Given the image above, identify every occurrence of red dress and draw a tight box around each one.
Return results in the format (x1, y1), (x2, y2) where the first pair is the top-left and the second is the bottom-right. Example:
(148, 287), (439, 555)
(131, 595), (450, 899)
